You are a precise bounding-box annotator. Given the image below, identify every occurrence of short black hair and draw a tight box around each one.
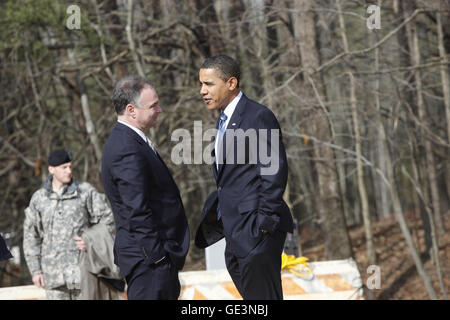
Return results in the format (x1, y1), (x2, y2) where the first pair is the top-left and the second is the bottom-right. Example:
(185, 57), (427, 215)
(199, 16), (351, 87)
(112, 75), (154, 115)
(200, 54), (240, 87)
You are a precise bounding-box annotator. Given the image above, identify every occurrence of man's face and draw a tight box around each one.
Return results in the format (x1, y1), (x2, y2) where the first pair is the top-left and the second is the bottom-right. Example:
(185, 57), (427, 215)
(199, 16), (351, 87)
(49, 162), (72, 186)
(199, 68), (234, 111)
(133, 86), (162, 132)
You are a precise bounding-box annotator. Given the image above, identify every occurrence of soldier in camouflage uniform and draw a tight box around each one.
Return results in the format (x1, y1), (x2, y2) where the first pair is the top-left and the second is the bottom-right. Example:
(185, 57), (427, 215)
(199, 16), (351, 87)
(23, 150), (115, 300)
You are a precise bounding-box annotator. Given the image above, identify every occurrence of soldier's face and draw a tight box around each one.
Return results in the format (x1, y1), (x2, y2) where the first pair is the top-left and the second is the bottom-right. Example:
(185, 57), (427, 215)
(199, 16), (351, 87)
(49, 162), (72, 185)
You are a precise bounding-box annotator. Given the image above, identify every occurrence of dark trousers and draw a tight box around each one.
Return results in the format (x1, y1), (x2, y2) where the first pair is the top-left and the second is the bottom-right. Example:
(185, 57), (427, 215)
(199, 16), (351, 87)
(225, 230), (286, 300)
(125, 258), (180, 300)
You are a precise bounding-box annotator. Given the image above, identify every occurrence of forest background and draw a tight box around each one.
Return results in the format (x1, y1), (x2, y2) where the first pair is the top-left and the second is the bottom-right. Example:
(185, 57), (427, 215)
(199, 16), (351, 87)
(0, 0), (449, 300)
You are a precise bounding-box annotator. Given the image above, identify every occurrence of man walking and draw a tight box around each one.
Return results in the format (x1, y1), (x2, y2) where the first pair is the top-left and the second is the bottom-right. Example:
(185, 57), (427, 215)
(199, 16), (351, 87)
(23, 150), (116, 300)
(101, 75), (189, 300)
(195, 54), (294, 300)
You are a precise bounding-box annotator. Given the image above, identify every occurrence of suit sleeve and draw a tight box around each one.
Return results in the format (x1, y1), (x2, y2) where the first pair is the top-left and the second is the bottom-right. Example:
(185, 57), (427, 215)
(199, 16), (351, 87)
(111, 150), (165, 265)
(255, 108), (288, 234)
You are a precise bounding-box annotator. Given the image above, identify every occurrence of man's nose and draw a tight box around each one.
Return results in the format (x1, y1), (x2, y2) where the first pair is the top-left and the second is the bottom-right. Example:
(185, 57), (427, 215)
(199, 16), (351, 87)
(200, 85), (207, 95)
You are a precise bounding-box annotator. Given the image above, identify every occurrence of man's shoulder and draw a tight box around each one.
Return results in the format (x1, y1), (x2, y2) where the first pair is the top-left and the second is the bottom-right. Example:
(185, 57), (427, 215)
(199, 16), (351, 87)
(104, 124), (141, 154)
(76, 181), (96, 194)
(25, 188), (50, 214)
(29, 187), (49, 202)
(242, 96), (278, 121)
(243, 95), (272, 114)
(105, 124), (127, 145)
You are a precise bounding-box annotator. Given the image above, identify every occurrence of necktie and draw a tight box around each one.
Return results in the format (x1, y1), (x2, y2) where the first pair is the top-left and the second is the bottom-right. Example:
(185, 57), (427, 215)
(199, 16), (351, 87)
(146, 137), (156, 153)
(216, 111), (228, 168)
(216, 111), (227, 220)
(219, 111), (228, 130)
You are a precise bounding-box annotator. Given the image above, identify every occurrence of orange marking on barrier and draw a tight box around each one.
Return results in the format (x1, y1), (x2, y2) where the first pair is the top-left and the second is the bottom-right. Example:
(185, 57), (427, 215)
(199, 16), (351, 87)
(222, 282), (242, 299)
(282, 277), (307, 295)
(193, 288), (208, 300)
(316, 274), (354, 291)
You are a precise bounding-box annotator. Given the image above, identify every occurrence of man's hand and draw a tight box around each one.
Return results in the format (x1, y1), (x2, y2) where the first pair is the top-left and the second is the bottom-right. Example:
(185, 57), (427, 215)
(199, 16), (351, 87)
(32, 273), (45, 288)
(74, 236), (87, 252)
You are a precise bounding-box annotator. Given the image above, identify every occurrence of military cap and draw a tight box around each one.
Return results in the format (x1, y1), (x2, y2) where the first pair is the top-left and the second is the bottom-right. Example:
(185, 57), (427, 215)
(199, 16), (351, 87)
(48, 150), (72, 166)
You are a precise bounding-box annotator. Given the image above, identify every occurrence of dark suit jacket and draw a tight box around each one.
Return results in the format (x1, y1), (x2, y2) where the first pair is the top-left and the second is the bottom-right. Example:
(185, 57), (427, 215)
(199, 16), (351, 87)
(0, 234), (12, 261)
(195, 94), (294, 258)
(101, 123), (189, 278)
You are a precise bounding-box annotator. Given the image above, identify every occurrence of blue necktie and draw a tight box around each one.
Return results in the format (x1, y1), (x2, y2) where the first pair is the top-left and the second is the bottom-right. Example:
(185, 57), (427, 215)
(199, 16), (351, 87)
(217, 111), (227, 220)
(216, 111), (228, 167)
(219, 111), (227, 130)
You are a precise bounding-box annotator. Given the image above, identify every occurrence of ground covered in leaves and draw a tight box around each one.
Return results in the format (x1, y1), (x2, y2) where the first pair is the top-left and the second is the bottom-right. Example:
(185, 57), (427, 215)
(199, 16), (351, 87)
(300, 211), (450, 300)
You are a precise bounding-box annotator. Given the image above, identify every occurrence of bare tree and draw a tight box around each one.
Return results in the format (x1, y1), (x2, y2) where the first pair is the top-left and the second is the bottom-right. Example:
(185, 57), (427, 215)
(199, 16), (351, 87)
(293, 0), (352, 260)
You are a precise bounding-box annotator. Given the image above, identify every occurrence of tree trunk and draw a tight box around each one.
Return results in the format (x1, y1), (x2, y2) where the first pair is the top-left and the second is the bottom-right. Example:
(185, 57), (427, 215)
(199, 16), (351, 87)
(409, 9), (445, 237)
(373, 24), (392, 220)
(126, 0), (145, 77)
(294, 0), (352, 260)
(436, 11), (450, 203)
(67, 50), (103, 164)
(401, 164), (448, 299)
(385, 131), (438, 299)
(192, 0), (226, 56)
(336, 0), (376, 266)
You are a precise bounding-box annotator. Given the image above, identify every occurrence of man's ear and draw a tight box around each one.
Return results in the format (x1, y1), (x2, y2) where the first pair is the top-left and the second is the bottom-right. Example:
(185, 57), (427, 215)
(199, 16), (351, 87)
(48, 166), (54, 175)
(228, 77), (238, 91)
(125, 103), (135, 115)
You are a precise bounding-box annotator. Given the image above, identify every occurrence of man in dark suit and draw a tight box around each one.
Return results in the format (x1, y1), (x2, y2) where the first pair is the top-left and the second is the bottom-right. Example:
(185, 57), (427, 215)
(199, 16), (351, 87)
(195, 55), (294, 300)
(101, 75), (189, 300)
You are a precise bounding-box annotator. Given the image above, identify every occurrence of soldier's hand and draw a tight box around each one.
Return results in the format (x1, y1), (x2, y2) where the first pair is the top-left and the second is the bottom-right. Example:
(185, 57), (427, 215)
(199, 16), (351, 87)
(74, 236), (87, 252)
(32, 274), (45, 288)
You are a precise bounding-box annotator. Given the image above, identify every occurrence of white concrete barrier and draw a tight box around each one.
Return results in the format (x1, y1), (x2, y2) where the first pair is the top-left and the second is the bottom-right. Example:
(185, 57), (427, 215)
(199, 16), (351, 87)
(0, 285), (45, 300)
(180, 258), (364, 300)
(0, 258), (363, 300)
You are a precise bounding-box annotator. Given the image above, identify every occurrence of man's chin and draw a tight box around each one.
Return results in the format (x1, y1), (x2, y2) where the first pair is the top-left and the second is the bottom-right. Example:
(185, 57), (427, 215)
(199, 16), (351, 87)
(206, 104), (218, 111)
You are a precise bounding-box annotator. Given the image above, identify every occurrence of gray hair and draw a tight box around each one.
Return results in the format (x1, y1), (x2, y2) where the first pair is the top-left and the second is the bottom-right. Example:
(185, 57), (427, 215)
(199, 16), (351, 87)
(112, 75), (154, 115)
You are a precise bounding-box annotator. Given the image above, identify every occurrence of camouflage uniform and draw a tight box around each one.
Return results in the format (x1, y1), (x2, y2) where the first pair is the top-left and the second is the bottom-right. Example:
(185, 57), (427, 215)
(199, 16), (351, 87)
(23, 175), (115, 300)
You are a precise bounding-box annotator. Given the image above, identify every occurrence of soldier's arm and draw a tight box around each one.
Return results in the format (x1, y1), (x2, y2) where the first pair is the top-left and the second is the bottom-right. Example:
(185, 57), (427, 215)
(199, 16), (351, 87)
(23, 196), (44, 277)
(85, 184), (115, 235)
